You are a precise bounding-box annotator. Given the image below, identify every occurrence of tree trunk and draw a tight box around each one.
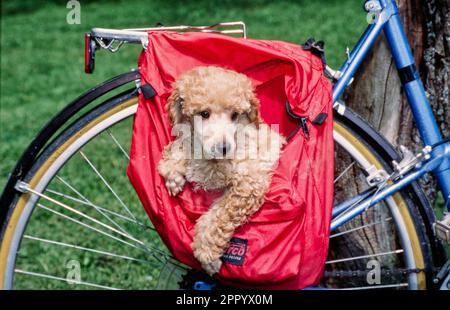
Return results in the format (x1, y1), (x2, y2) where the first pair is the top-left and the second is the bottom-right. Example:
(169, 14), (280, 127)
(327, 0), (449, 284)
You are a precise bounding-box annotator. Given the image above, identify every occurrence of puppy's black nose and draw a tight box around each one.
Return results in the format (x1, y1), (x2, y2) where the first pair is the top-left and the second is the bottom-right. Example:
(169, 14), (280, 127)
(218, 142), (231, 156)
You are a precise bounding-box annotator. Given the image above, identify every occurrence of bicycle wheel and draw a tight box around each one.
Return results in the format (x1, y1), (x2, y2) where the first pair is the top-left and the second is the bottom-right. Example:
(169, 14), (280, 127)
(0, 76), (436, 290)
(326, 111), (435, 290)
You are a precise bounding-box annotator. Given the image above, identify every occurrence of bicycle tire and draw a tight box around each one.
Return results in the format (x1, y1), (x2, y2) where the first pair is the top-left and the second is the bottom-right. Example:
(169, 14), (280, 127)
(0, 74), (440, 290)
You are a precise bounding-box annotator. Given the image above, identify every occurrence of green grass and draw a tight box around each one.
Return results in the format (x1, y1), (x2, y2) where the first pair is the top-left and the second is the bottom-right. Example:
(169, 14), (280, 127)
(9, 0), (440, 290)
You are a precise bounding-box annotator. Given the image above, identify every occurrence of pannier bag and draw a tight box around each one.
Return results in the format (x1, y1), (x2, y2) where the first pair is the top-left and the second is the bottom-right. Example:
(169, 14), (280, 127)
(127, 31), (334, 289)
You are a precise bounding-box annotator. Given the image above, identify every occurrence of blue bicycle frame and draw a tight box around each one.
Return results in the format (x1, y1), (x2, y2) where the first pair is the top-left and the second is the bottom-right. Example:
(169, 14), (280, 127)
(330, 0), (450, 231)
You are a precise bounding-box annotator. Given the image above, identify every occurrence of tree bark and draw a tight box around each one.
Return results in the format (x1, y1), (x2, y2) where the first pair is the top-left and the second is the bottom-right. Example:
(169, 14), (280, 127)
(326, 0), (449, 283)
(422, 0), (450, 141)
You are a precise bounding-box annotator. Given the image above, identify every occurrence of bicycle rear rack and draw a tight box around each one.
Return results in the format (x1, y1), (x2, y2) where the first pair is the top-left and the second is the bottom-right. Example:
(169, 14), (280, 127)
(85, 21), (246, 73)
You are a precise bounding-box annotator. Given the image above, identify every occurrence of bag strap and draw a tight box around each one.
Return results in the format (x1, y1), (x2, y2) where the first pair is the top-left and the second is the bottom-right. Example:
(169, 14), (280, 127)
(140, 83), (157, 99)
(285, 100), (328, 141)
(302, 38), (326, 67)
(285, 101), (309, 141)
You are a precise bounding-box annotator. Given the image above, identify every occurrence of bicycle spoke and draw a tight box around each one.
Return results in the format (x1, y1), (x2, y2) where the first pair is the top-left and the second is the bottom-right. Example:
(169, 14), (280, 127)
(55, 175), (91, 203)
(326, 249), (404, 264)
(31, 185), (186, 269)
(107, 129), (130, 160)
(14, 269), (121, 290)
(338, 283), (408, 290)
(79, 151), (136, 220)
(62, 154), (177, 261)
(37, 204), (169, 265)
(38, 204), (145, 252)
(330, 218), (393, 239)
(55, 175), (155, 231)
(44, 187), (140, 239)
(51, 166), (180, 267)
(23, 235), (153, 265)
(334, 161), (356, 184)
(46, 186), (153, 231)
(46, 187), (134, 223)
(28, 187), (144, 246)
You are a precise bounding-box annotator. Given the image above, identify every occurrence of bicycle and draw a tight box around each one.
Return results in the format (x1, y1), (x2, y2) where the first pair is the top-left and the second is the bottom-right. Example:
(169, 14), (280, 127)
(0, 0), (449, 290)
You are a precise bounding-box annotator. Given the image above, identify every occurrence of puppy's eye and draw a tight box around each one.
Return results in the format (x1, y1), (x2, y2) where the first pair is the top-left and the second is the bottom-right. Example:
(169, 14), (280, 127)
(231, 112), (239, 121)
(199, 111), (210, 119)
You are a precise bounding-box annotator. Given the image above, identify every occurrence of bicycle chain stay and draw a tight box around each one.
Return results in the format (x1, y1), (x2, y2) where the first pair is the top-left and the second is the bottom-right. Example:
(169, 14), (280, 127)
(323, 267), (427, 279)
(323, 266), (450, 289)
(179, 267), (432, 290)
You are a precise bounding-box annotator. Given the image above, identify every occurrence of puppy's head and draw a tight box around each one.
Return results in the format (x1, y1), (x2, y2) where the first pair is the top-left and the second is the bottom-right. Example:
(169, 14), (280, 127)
(167, 66), (261, 159)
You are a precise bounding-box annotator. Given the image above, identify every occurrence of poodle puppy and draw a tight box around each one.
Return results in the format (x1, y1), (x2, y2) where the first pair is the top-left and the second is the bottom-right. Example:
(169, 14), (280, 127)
(158, 66), (285, 275)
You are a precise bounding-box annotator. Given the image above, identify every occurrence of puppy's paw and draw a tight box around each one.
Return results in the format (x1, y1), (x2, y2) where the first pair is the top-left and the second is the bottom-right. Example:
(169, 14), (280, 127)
(202, 259), (222, 276)
(165, 172), (186, 196)
(193, 246), (223, 276)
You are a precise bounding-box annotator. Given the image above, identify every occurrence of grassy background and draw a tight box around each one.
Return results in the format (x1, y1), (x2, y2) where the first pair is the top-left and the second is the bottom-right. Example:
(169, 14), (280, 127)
(4, 0), (446, 289)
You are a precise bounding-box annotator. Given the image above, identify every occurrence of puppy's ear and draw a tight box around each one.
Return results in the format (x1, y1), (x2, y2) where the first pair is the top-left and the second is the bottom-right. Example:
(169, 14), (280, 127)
(247, 92), (263, 128)
(167, 88), (183, 125)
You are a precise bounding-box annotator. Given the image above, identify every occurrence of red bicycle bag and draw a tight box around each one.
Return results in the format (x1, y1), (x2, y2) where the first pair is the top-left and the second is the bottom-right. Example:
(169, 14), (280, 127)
(127, 31), (334, 289)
